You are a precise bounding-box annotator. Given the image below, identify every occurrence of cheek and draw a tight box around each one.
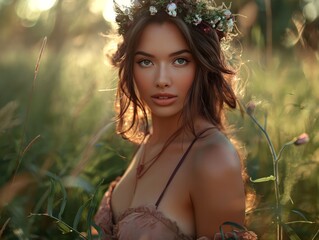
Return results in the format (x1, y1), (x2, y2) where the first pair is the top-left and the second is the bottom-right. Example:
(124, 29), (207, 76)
(176, 68), (196, 93)
(133, 69), (151, 98)
(134, 65), (156, 90)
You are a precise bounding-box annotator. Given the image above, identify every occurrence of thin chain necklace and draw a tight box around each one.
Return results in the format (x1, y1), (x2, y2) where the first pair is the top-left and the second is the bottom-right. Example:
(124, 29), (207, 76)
(135, 130), (185, 179)
(132, 136), (158, 201)
(136, 136), (161, 179)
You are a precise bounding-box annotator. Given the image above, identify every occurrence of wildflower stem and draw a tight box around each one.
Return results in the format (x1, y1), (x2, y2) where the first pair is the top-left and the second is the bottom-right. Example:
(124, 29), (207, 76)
(248, 114), (282, 240)
(276, 141), (294, 162)
(248, 115), (277, 166)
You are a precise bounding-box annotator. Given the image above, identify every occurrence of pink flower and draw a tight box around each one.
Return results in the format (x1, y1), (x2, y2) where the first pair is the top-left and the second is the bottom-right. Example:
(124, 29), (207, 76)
(212, 230), (258, 239)
(246, 101), (256, 115)
(242, 231), (258, 240)
(294, 133), (309, 146)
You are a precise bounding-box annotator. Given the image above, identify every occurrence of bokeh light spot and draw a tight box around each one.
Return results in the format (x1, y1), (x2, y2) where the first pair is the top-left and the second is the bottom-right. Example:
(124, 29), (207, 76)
(103, 0), (131, 22)
(303, 1), (318, 21)
(28, 0), (57, 12)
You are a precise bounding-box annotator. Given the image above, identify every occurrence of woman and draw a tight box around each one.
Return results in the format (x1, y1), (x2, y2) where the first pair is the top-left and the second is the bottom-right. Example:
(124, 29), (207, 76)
(94, 0), (256, 239)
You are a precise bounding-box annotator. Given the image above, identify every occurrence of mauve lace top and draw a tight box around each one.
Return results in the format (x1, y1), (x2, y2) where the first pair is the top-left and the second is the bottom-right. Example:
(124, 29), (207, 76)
(94, 129), (258, 240)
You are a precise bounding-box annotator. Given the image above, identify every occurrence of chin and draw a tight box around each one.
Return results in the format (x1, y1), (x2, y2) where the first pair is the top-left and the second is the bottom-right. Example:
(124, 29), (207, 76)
(150, 108), (183, 119)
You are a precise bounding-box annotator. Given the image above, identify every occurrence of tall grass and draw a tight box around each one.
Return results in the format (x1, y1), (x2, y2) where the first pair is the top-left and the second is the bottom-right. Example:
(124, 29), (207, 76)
(0, 35), (133, 239)
(0, 14), (318, 240)
(227, 47), (319, 238)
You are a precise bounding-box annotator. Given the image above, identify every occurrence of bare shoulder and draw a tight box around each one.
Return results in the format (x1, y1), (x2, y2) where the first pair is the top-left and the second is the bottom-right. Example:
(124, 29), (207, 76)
(189, 129), (245, 236)
(192, 129), (242, 176)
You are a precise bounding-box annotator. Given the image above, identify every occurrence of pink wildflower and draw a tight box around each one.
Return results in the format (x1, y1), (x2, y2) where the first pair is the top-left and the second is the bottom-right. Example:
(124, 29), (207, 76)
(294, 133), (309, 146)
(246, 101), (256, 115)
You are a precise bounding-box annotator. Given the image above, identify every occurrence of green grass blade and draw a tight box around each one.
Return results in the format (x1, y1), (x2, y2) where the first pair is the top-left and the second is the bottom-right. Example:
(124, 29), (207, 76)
(57, 178), (68, 219)
(91, 222), (103, 240)
(312, 228), (319, 240)
(0, 218), (11, 238)
(29, 213), (88, 239)
(47, 178), (56, 216)
(33, 184), (50, 214)
(217, 221), (247, 240)
(219, 224), (225, 240)
(250, 175), (276, 183)
(221, 221), (247, 231)
(282, 222), (302, 240)
(291, 209), (309, 221)
(56, 220), (73, 234)
(73, 199), (91, 230)
(87, 180), (104, 239)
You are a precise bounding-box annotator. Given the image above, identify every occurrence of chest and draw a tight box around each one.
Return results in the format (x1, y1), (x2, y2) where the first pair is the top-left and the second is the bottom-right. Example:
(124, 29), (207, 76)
(111, 146), (196, 235)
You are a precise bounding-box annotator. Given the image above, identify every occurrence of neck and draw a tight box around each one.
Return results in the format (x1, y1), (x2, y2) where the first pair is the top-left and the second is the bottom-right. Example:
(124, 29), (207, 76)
(150, 114), (182, 144)
(149, 114), (212, 145)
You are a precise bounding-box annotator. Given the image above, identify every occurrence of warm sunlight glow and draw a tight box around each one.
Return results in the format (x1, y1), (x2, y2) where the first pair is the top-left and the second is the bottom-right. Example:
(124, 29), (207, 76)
(28, 0), (57, 12)
(90, 0), (105, 14)
(103, 0), (131, 22)
(303, 1), (318, 21)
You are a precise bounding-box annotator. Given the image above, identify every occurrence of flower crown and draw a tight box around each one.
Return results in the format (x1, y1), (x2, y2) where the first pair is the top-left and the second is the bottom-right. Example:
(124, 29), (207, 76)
(114, 0), (236, 39)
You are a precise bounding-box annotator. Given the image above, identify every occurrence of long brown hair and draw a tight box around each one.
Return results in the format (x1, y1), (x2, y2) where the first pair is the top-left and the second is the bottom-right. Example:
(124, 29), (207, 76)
(112, 12), (238, 143)
(111, 12), (256, 212)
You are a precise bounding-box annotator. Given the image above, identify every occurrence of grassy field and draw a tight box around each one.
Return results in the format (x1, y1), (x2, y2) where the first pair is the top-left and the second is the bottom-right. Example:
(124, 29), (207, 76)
(0, 1), (318, 239)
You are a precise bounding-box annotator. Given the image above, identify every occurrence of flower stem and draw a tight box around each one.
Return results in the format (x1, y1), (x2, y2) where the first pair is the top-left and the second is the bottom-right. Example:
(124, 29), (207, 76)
(249, 114), (282, 240)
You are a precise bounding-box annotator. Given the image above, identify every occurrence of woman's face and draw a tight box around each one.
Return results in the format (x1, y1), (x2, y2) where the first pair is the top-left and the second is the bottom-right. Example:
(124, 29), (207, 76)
(133, 22), (196, 120)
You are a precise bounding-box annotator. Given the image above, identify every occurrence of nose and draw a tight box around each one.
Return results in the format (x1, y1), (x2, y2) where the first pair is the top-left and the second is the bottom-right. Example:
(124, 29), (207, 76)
(155, 64), (171, 88)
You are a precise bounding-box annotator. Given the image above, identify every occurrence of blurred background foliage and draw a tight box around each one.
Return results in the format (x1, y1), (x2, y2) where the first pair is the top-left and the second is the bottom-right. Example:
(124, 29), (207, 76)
(0, 0), (318, 239)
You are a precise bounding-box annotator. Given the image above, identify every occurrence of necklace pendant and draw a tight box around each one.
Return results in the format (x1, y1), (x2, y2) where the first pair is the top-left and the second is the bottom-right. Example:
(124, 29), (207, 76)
(137, 164), (144, 177)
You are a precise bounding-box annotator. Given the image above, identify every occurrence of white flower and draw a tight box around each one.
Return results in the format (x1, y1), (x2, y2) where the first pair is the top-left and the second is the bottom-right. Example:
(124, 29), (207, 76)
(223, 9), (232, 18)
(193, 14), (202, 26)
(227, 18), (234, 31)
(167, 2), (177, 11)
(149, 6), (157, 15)
(123, 7), (133, 20)
(124, 8), (130, 15)
(167, 2), (177, 17)
(209, 20), (216, 28)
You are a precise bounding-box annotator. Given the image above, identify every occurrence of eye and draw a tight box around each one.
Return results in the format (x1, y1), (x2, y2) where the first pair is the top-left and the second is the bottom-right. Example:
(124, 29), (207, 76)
(137, 59), (153, 67)
(174, 58), (189, 66)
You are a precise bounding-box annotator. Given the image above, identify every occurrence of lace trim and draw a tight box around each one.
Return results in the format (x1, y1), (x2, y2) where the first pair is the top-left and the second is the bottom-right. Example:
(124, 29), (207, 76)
(94, 177), (121, 239)
(95, 177), (258, 240)
(116, 204), (194, 240)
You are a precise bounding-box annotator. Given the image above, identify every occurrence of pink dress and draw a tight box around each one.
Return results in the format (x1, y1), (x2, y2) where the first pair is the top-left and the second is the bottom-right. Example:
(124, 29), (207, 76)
(94, 129), (258, 240)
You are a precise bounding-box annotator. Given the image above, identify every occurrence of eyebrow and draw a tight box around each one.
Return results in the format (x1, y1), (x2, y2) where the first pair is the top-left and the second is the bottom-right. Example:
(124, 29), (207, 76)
(134, 49), (192, 57)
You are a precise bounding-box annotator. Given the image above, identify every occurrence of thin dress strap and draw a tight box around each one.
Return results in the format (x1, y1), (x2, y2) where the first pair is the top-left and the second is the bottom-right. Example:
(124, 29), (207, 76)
(155, 127), (215, 208)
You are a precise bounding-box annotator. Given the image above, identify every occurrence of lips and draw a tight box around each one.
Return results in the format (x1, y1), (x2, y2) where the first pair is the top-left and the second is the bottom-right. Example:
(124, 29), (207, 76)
(151, 93), (177, 106)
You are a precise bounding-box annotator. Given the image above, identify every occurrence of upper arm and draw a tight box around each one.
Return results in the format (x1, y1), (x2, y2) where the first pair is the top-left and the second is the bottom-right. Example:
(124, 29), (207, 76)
(190, 134), (245, 238)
